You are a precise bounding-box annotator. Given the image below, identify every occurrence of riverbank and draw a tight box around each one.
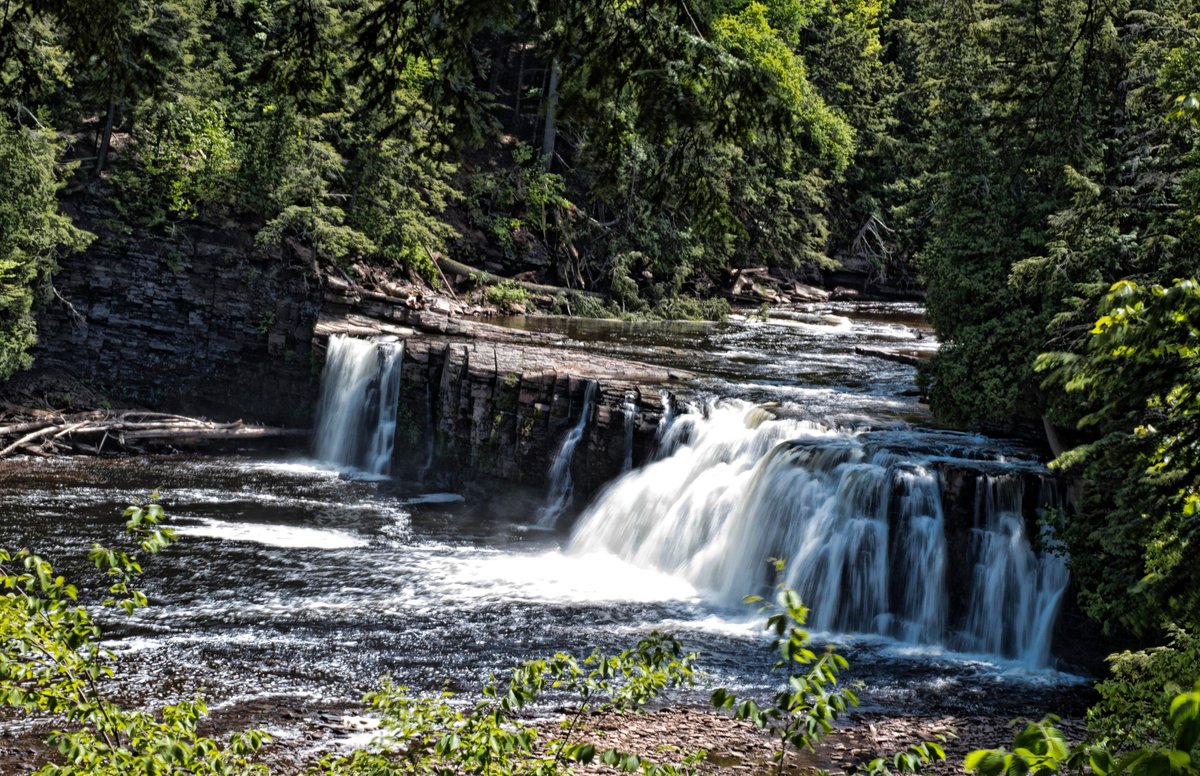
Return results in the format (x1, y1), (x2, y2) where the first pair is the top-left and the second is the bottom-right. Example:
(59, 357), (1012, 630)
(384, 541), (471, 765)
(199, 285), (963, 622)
(0, 257), (1101, 776)
(223, 703), (1087, 775)
(0, 699), (1086, 776)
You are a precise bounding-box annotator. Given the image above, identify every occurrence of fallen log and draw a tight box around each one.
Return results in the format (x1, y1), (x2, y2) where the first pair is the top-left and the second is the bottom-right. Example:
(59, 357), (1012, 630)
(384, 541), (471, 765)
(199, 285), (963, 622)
(0, 423), (74, 458)
(120, 428), (308, 441)
(0, 409), (307, 458)
(853, 346), (926, 367)
(435, 256), (604, 299)
(0, 418), (56, 438)
(51, 420), (92, 441)
(0, 410), (109, 437)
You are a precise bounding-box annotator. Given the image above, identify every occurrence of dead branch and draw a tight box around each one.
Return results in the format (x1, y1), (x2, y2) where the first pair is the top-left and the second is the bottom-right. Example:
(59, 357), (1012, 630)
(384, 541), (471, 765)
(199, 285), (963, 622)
(0, 424), (69, 457)
(435, 256), (604, 299)
(0, 409), (306, 458)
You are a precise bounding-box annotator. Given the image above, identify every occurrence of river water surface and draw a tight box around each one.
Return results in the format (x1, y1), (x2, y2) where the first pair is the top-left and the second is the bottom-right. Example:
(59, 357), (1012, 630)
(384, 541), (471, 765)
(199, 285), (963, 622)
(0, 303), (1087, 744)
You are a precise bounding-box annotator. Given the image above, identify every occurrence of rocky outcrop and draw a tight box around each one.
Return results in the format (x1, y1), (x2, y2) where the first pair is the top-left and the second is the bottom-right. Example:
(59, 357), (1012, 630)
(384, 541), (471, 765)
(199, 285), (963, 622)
(17, 215), (686, 510)
(311, 288), (681, 513)
(27, 213), (322, 427)
(387, 338), (670, 511)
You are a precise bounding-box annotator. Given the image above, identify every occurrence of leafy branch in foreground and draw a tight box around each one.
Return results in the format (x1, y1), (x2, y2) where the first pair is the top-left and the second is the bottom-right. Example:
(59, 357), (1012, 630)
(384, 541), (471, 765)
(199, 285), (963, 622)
(711, 560), (949, 776)
(1035, 278), (1200, 635)
(0, 494), (268, 775)
(311, 633), (701, 776)
(966, 681), (1200, 776)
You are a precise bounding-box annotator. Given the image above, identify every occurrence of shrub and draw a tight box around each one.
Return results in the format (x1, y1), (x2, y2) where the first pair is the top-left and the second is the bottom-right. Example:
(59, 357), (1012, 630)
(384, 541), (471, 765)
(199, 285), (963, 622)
(966, 682), (1200, 776)
(0, 497), (269, 775)
(313, 634), (700, 775)
(483, 280), (529, 309)
(713, 561), (947, 776)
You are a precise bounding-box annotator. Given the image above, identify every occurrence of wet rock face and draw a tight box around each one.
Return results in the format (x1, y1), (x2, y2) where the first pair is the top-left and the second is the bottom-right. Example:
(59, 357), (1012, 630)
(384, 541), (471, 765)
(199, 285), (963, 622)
(24, 211), (675, 505)
(28, 217), (322, 427)
(381, 337), (667, 513)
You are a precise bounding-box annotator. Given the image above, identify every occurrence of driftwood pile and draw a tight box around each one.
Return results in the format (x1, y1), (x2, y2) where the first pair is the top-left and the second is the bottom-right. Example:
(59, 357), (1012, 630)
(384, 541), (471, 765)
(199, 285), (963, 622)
(728, 267), (834, 306)
(0, 410), (307, 458)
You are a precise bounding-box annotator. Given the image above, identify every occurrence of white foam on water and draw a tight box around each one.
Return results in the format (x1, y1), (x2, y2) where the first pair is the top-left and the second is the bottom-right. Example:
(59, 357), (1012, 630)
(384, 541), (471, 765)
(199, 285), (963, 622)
(445, 549), (700, 605)
(178, 517), (367, 549)
(569, 400), (1069, 669)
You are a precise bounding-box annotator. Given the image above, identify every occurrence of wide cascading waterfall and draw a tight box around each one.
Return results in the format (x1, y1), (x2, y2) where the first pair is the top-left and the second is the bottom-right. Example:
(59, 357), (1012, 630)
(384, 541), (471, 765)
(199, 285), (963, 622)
(536, 380), (599, 528)
(959, 475), (1069, 665)
(312, 335), (404, 477)
(569, 400), (1066, 667)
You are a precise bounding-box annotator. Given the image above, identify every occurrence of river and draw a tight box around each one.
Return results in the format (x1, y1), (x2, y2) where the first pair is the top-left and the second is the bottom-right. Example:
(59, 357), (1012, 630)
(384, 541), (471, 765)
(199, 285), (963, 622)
(0, 302), (1089, 760)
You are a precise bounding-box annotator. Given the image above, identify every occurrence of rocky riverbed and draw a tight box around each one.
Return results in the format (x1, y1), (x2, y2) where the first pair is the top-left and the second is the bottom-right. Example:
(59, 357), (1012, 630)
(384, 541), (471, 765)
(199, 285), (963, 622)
(0, 701), (1086, 776)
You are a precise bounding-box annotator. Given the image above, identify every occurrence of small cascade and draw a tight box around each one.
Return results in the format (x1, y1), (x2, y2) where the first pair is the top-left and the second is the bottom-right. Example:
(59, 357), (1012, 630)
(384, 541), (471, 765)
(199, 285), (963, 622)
(1027, 480), (1070, 667)
(652, 390), (685, 461)
(312, 335), (404, 477)
(959, 475), (1069, 665)
(889, 464), (948, 643)
(536, 381), (599, 528)
(621, 393), (638, 472)
(569, 400), (1066, 667)
(417, 381), (435, 483)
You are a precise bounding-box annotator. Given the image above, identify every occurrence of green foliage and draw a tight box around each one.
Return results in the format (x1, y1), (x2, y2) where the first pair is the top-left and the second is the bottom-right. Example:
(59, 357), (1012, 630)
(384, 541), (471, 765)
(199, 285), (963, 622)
(483, 280), (529, 309)
(113, 99), (236, 223)
(859, 740), (951, 776)
(311, 633), (701, 776)
(965, 683), (1200, 776)
(905, 0), (1122, 424)
(1089, 629), (1200, 751)
(0, 113), (91, 380)
(356, 0), (876, 294)
(711, 583), (859, 767)
(0, 495), (268, 775)
(2, 0), (901, 339)
(711, 563), (947, 775)
(1036, 279), (1200, 634)
(651, 296), (732, 322)
(551, 291), (622, 319)
(462, 141), (571, 266)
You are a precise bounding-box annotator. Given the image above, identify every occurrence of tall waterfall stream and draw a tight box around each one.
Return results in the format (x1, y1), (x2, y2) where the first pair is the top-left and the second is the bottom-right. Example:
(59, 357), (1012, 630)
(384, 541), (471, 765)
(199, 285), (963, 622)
(0, 302), (1086, 739)
(312, 335), (404, 477)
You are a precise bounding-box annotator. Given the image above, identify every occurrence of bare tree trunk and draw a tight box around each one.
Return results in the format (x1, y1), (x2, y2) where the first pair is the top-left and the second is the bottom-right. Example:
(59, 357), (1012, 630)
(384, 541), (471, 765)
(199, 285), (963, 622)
(1042, 414), (1068, 458)
(94, 89), (117, 177)
(541, 57), (561, 172)
(513, 45), (526, 119)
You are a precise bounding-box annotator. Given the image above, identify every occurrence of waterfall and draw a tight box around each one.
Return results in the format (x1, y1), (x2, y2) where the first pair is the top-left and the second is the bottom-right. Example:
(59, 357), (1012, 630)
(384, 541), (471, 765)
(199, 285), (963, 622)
(652, 390), (684, 461)
(312, 335), (404, 477)
(889, 464), (948, 644)
(622, 393), (638, 472)
(569, 400), (1065, 667)
(959, 475), (1069, 666)
(417, 381), (435, 483)
(536, 381), (599, 528)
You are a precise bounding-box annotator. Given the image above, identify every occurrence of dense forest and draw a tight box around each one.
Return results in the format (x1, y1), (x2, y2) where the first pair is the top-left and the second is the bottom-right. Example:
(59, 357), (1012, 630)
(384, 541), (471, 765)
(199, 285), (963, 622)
(1, 0), (1199, 771)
